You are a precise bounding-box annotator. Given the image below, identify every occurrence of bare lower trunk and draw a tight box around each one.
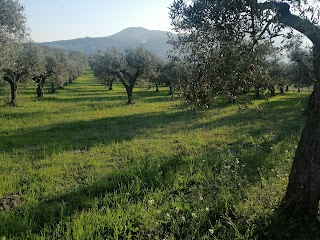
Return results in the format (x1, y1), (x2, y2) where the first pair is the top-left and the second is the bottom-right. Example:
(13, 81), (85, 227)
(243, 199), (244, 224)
(279, 86), (284, 94)
(155, 83), (159, 92)
(126, 86), (134, 104)
(108, 79), (113, 91)
(8, 81), (18, 107)
(36, 84), (44, 98)
(282, 82), (320, 217)
(283, 45), (320, 218)
(169, 85), (174, 95)
(257, 1), (320, 218)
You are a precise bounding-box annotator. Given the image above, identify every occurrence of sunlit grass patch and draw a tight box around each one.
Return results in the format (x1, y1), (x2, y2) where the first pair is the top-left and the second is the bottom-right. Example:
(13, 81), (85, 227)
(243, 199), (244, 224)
(1, 71), (318, 239)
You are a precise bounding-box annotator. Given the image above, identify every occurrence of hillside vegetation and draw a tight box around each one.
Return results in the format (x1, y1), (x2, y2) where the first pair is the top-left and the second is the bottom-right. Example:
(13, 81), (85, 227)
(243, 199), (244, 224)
(39, 27), (173, 58)
(0, 71), (319, 239)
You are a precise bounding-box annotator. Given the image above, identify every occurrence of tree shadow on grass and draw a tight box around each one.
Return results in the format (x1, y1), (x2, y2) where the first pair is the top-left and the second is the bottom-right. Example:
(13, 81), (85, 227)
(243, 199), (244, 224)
(40, 95), (125, 104)
(0, 126), (308, 239)
(0, 154), (190, 237)
(1, 92), (307, 162)
(254, 208), (320, 240)
(0, 110), (203, 158)
(0, 93), (312, 238)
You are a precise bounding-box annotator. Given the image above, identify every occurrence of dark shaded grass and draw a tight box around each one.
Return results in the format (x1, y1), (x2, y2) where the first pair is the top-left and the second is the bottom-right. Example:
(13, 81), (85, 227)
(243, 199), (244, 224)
(0, 71), (316, 239)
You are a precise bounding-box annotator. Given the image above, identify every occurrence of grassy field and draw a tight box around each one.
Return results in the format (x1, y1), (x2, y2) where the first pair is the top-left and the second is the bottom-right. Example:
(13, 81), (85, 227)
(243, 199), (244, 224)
(0, 70), (319, 239)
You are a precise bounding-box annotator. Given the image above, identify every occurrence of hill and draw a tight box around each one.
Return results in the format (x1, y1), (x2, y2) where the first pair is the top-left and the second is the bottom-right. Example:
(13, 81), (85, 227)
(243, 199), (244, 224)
(39, 27), (173, 58)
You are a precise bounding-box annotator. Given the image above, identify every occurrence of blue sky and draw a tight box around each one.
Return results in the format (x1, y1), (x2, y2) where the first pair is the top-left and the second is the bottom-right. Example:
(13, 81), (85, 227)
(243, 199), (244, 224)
(19, 0), (174, 42)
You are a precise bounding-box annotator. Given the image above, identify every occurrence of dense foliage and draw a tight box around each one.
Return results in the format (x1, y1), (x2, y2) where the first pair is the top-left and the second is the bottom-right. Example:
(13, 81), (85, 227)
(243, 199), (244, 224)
(170, 0), (320, 218)
(90, 47), (160, 104)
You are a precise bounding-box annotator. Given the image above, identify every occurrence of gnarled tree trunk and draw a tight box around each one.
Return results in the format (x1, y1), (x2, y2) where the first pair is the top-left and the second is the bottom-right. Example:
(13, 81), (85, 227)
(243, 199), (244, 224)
(258, 1), (320, 218)
(125, 85), (134, 104)
(8, 80), (18, 107)
(279, 86), (284, 94)
(282, 44), (320, 218)
(3, 76), (18, 107)
(36, 84), (44, 98)
(108, 79), (113, 91)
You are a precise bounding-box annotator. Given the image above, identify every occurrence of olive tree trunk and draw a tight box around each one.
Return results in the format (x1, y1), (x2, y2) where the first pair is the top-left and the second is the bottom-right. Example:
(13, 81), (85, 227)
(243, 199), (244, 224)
(9, 80), (18, 106)
(125, 85), (134, 104)
(3, 76), (18, 107)
(282, 44), (320, 218)
(258, 1), (320, 217)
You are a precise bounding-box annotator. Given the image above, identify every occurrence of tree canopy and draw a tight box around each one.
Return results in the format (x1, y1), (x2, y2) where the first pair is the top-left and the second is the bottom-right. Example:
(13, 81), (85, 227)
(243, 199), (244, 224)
(0, 0), (27, 70)
(91, 47), (159, 104)
(170, 0), (320, 218)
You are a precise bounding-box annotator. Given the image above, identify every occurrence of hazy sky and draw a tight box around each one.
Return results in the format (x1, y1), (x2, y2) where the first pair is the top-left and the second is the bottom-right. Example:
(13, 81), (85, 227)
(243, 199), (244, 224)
(19, 0), (174, 42)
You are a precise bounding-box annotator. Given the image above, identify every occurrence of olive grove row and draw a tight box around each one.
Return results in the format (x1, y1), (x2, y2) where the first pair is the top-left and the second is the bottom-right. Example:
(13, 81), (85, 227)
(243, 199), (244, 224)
(89, 39), (313, 108)
(0, 0), (87, 106)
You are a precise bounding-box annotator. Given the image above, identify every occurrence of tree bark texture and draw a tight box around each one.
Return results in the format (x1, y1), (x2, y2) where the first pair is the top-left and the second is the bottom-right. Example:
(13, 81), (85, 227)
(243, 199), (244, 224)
(283, 45), (320, 217)
(108, 80), (113, 91)
(9, 81), (18, 107)
(3, 76), (18, 107)
(259, 1), (320, 217)
(283, 82), (320, 217)
(279, 86), (284, 94)
(126, 86), (134, 104)
(36, 84), (44, 98)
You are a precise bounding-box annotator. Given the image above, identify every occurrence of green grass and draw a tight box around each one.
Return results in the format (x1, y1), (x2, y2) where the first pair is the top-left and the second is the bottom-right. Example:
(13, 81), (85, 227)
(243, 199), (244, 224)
(0, 70), (319, 239)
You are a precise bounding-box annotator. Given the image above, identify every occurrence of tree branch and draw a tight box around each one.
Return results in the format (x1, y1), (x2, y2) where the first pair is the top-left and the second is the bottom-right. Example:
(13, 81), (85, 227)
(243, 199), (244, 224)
(117, 72), (129, 88)
(259, 1), (320, 45)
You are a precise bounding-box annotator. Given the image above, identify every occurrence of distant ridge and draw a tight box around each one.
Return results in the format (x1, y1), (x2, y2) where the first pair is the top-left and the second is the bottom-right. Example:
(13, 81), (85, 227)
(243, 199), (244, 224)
(39, 27), (173, 58)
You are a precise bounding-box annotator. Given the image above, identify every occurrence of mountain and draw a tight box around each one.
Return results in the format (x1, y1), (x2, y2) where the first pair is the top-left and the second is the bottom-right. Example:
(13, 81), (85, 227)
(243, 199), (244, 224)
(39, 27), (174, 58)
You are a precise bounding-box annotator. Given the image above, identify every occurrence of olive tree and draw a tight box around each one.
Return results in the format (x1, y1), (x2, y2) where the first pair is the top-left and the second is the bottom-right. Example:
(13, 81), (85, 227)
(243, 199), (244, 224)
(0, 0), (27, 70)
(90, 50), (118, 90)
(170, 0), (320, 218)
(66, 51), (88, 84)
(161, 61), (185, 95)
(287, 44), (313, 92)
(32, 48), (87, 98)
(3, 43), (45, 106)
(91, 47), (158, 104)
(169, 0), (276, 104)
(120, 47), (158, 104)
(41, 48), (87, 94)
